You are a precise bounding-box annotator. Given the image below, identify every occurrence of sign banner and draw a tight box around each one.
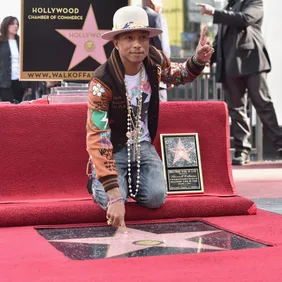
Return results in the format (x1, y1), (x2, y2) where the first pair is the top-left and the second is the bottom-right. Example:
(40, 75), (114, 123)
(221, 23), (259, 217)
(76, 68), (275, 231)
(20, 0), (128, 81)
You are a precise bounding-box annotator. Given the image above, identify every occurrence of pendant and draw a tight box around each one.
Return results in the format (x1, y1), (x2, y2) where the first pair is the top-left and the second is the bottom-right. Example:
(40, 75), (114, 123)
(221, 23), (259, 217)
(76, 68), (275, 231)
(133, 130), (139, 139)
(126, 131), (132, 139)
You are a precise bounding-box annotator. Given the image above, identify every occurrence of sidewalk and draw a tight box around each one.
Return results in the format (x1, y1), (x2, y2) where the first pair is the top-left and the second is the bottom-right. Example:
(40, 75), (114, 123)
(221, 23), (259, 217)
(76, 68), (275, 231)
(233, 162), (282, 214)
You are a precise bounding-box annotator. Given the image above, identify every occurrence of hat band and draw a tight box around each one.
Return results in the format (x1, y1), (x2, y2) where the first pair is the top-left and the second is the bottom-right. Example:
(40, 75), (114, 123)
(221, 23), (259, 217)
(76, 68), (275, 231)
(113, 21), (149, 31)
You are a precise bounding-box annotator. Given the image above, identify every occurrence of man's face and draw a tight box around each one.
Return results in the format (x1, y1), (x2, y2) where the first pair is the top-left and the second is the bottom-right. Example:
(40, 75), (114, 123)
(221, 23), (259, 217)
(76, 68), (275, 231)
(114, 30), (150, 64)
(8, 19), (19, 36)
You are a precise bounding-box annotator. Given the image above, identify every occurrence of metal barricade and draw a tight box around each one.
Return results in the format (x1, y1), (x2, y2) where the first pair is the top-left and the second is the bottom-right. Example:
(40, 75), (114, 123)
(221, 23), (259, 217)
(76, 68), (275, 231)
(50, 82), (88, 95)
(44, 82), (89, 104)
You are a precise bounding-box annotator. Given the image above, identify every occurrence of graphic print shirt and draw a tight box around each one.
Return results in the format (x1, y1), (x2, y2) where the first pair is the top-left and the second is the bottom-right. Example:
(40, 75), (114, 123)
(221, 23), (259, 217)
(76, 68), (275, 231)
(124, 68), (152, 143)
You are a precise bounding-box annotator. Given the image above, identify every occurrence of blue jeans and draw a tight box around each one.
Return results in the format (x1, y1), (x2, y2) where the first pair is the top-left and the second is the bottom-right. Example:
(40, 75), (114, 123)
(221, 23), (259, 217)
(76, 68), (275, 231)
(92, 141), (167, 210)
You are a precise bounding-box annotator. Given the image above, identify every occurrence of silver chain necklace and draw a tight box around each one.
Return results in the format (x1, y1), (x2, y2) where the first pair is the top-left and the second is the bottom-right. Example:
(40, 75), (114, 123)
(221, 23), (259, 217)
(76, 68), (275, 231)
(124, 66), (144, 198)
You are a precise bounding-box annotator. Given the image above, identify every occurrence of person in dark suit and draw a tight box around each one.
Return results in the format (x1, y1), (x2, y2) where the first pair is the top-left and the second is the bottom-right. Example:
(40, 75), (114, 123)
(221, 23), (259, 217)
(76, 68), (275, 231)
(142, 0), (171, 101)
(197, 0), (282, 164)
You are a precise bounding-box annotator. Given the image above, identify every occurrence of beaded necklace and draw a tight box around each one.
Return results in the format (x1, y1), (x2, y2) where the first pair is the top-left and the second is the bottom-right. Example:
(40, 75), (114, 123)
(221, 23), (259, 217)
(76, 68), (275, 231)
(124, 66), (144, 198)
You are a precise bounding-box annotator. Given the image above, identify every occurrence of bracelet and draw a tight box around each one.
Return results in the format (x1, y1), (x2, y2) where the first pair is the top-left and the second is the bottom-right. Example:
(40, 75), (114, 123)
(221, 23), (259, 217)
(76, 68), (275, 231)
(192, 55), (206, 67)
(107, 196), (123, 208)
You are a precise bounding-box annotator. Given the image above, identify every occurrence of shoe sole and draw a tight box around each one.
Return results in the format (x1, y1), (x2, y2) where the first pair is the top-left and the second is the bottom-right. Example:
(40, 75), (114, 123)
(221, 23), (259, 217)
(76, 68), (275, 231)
(232, 159), (250, 165)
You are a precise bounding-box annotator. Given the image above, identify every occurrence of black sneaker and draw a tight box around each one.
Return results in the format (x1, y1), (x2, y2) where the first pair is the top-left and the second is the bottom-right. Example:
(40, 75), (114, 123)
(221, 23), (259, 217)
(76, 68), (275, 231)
(232, 151), (250, 165)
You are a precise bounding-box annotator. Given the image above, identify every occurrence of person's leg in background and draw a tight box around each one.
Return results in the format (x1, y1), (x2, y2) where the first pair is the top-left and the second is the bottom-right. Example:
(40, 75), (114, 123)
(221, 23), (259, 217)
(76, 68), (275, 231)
(223, 76), (251, 165)
(11, 80), (25, 102)
(246, 72), (282, 156)
(0, 87), (14, 102)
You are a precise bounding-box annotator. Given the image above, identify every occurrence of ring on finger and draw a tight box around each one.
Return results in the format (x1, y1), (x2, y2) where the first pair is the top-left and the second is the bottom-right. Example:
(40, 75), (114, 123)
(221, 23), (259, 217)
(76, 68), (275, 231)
(107, 219), (113, 225)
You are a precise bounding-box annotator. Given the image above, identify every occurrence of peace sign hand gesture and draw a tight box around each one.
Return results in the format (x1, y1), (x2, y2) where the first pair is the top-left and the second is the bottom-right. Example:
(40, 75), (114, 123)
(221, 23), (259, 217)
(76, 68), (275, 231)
(194, 25), (214, 65)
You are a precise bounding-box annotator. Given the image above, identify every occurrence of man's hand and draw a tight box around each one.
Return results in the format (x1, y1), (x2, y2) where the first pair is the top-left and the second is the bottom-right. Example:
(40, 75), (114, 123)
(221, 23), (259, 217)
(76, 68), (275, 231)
(195, 25), (214, 64)
(196, 3), (215, 16)
(106, 188), (126, 229)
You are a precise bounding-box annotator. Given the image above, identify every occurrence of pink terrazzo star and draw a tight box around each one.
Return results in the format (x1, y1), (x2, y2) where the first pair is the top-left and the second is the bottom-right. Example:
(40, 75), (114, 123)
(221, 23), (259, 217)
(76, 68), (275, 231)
(50, 228), (225, 258)
(169, 138), (193, 164)
(56, 5), (110, 70)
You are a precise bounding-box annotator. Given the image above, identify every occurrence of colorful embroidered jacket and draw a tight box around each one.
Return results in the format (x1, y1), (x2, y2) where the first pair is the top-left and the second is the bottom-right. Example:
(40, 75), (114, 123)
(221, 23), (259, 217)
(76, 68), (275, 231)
(86, 46), (204, 192)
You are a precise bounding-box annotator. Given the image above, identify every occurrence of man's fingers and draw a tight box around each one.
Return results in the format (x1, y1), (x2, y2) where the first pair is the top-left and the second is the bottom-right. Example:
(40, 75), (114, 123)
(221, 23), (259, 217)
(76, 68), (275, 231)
(196, 3), (205, 7)
(106, 201), (126, 229)
(199, 45), (210, 53)
(112, 216), (120, 229)
(112, 215), (126, 229)
(120, 219), (126, 227)
(120, 219), (128, 233)
(201, 25), (207, 39)
(204, 48), (214, 57)
(200, 25), (207, 45)
(106, 213), (114, 226)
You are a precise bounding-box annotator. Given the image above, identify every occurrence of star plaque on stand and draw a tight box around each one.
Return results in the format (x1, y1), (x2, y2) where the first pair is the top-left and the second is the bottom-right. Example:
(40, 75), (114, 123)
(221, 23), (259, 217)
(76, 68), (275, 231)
(160, 133), (204, 194)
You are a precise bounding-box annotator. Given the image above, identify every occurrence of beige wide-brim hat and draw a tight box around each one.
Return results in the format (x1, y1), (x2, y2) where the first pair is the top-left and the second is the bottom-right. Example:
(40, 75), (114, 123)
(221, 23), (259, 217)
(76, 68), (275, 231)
(101, 6), (163, 40)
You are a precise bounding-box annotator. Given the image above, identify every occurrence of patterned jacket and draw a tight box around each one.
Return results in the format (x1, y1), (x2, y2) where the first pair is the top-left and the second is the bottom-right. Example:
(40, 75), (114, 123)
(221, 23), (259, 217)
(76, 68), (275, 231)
(86, 46), (204, 192)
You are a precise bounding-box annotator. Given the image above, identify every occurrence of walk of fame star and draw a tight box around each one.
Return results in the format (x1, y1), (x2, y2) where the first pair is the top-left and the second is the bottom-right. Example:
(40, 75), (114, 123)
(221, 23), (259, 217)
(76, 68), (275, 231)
(56, 5), (110, 70)
(50, 228), (225, 258)
(169, 138), (193, 164)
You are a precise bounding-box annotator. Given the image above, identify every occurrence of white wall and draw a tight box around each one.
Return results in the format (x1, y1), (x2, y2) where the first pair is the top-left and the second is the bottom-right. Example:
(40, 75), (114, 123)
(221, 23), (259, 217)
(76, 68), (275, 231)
(262, 0), (282, 125)
(0, 0), (21, 25)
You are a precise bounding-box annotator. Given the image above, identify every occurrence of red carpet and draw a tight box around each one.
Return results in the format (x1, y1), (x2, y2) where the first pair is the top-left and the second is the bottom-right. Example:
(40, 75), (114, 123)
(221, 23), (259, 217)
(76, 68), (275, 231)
(0, 210), (282, 282)
(0, 196), (255, 227)
(0, 102), (255, 227)
(0, 101), (281, 281)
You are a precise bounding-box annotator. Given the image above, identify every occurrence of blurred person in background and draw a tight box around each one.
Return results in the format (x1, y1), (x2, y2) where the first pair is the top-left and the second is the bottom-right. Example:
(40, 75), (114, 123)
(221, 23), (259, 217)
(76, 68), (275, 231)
(0, 16), (30, 103)
(197, 0), (282, 164)
(143, 0), (171, 101)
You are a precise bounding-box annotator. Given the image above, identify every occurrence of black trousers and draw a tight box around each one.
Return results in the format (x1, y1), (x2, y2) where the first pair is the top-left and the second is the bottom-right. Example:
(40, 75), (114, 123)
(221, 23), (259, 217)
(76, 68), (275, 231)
(0, 80), (25, 103)
(223, 72), (282, 153)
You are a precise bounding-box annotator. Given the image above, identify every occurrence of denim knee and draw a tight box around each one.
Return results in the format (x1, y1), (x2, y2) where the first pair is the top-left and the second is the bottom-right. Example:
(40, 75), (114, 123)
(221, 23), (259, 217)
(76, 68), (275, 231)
(138, 189), (167, 209)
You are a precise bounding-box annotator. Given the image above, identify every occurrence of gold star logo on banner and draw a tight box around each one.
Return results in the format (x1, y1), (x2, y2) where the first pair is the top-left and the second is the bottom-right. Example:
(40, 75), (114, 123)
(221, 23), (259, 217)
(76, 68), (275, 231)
(56, 5), (110, 70)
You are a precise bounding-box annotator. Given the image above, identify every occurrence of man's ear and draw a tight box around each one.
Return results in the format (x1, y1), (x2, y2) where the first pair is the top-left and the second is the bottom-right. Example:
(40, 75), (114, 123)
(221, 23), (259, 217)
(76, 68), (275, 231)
(113, 38), (119, 50)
